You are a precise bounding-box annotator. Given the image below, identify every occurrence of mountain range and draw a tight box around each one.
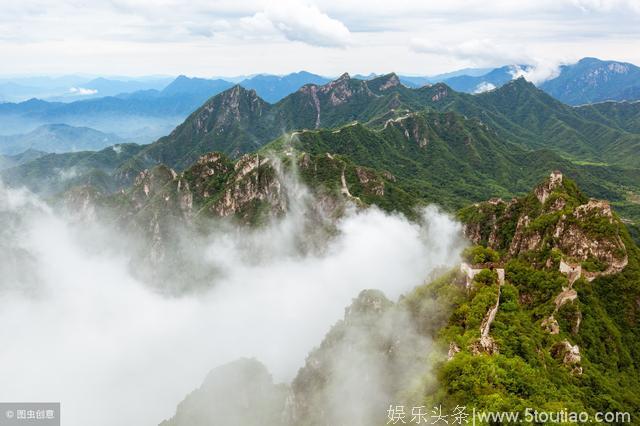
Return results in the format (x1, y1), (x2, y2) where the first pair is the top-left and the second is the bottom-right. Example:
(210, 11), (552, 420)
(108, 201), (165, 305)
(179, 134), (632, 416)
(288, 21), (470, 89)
(0, 149), (46, 171)
(540, 57), (640, 105)
(160, 170), (640, 422)
(2, 56), (640, 426)
(2, 57), (640, 146)
(0, 72), (329, 141)
(69, 166), (640, 425)
(0, 123), (124, 155)
(4, 71), (639, 241)
(133, 73), (640, 200)
(0, 75), (173, 103)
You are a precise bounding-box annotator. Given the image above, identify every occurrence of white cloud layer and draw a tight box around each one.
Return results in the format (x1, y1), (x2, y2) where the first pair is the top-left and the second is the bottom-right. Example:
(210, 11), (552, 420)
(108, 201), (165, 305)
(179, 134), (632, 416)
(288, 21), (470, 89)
(410, 39), (568, 84)
(473, 81), (496, 93)
(244, 1), (352, 47)
(410, 38), (528, 66)
(69, 87), (98, 95)
(0, 0), (639, 75)
(570, 0), (640, 13)
(509, 61), (563, 84)
(0, 181), (465, 426)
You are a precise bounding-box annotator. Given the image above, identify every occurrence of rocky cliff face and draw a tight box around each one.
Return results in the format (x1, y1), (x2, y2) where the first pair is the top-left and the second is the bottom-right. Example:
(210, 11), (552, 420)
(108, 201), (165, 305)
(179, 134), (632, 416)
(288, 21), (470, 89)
(154, 173), (640, 423)
(461, 171), (628, 278)
(456, 172), (638, 380)
(428, 83), (449, 102)
(60, 148), (400, 287)
(383, 113), (430, 148)
(206, 154), (287, 220)
(286, 73), (402, 131)
(138, 73), (415, 169)
(136, 150), (394, 224)
(319, 72), (366, 106)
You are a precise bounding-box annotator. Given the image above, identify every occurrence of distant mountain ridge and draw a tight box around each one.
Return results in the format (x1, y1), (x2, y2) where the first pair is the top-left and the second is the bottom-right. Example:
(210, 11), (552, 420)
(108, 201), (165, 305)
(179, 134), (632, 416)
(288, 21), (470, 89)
(160, 76), (233, 97)
(442, 65), (530, 93)
(0, 73), (333, 141)
(0, 80), (229, 141)
(239, 71), (331, 103)
(540, 57), (640, 105)
(3, 67), (640, 233)
(3, 58), (640, 143)
(8, 71), (639, 228)
(0, 123), (124, 155)
(0, 75), (173, 103)
(0, 149), (46, 171)
(351, 58), (640, 102)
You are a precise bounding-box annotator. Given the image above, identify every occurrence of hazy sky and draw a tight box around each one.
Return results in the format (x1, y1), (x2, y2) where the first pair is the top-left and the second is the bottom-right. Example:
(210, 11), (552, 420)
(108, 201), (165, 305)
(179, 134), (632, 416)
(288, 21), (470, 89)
(1, 0), (639, 77)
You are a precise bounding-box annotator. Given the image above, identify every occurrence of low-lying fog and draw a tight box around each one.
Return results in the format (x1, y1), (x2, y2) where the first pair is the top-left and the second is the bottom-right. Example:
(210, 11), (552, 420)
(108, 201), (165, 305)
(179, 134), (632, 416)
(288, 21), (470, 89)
(0, 179), (465, 426)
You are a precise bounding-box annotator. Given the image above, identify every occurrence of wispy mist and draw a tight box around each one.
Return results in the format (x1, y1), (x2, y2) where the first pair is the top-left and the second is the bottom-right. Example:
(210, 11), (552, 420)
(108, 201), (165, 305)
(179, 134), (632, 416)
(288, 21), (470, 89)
(0, 177), (465, 426)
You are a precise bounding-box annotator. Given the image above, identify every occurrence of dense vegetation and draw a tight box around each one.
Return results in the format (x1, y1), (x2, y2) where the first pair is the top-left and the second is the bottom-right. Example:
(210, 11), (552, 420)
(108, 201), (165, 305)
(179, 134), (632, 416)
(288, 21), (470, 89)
(264, 111), (640, 232)
(402, 177), (640, 422)
(3, 71), (640, 234)
(31, 72), (636, 425)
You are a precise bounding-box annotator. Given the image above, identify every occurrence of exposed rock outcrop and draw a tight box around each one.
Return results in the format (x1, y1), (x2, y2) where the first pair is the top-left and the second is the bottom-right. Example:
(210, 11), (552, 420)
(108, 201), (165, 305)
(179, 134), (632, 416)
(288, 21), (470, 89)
(541, 316), (561, 334)
(355, 167), (385, 196)
(551, 340), (583, 376)
(534, 170), (563, 204)
(460, 172), (632, 355)
(384, 113), (430, 148)
(377, 73), (401, 91)
(430, 84), (449, 102)
(319, 73), (367, 106)
(208, 155), (286, 218)
(462, 171), (628, 279)
(448, 342), (461, 360)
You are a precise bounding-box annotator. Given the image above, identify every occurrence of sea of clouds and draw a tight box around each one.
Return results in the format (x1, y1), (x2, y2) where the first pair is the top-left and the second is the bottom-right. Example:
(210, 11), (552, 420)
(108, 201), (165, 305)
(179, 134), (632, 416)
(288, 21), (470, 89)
(0, 177), (466, 426)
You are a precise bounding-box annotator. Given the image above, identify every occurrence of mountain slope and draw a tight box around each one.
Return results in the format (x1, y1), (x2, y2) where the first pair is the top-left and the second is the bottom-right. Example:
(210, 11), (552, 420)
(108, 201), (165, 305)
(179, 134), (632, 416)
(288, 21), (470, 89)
(134, 73), (420, 169)
(7, 77), (640, 229)
(0, 143), (144, 195)
(137, 73), (640, 171)
(266, 111), (640, 214)
(0, 123), (124, 155)
(139, 85), (274, 168)
(541, 57), (640, 105)
(575, 101), (640, 134)
(429, 78), (640, 167)
(159, 359), (287, 426)
(6, 72), (640, 230)
(45, 110), (640, 236)
(158, 174), (640, 425)
(0, 149), (46, 171)
(434, 173), (640, 414)
(273, 72), (420, 130)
